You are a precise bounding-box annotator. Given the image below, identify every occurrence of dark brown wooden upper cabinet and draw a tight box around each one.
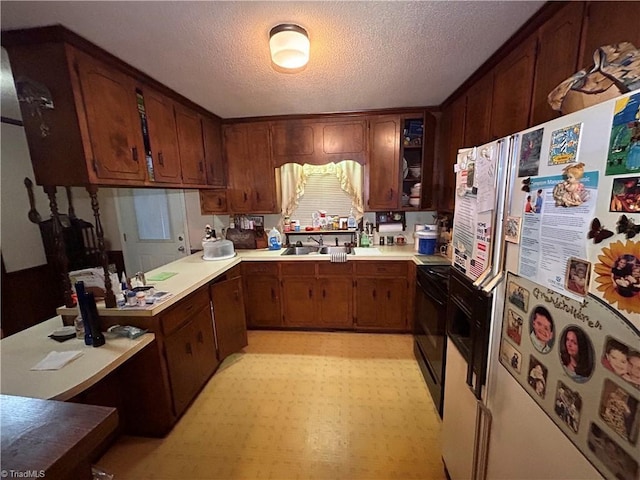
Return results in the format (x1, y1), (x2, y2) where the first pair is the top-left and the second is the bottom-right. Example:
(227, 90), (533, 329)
(175, 104), (207, 186)
(320, 120), (367, 164)
(463, 72), (493, 147)
(271, 121), (316, 165)
(224, 122), (278, 214)
(202, 116), (225, 187)
(73, 49), (148, 183)
(6, 38), (148, 186)
(142, 87), (182, 183)
(580, 1), (640, 70)
(271, 118), (366, 166)
(437, 96), (466, 212)
(490, 34), (537, 140)
(530, 1), (584, 126)
(368, 115), (401, 210)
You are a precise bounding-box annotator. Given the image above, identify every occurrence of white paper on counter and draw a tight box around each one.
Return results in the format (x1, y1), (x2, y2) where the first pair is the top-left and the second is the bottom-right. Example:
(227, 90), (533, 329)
(31, 351), (84, 371)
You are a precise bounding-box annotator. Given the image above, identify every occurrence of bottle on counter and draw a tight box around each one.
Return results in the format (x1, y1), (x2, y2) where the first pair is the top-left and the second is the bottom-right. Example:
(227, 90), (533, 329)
(268, 227), (282, 250)
(75, 281), (92, 346)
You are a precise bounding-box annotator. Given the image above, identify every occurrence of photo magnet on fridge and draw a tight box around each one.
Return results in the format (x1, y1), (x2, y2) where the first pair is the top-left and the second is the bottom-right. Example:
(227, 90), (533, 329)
(549, 123), (582, 165)
(518, 128), (543, 177)
(606, 92), (640, 176)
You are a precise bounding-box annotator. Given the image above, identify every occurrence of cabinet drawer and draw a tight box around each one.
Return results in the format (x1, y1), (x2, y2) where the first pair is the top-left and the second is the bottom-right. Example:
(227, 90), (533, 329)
(355, 261), (408, 276)
(160, 287), (210, 335)
(280, 262), (315, 276)
(242, 262), (278, 276)
(318, 262), (353, 276)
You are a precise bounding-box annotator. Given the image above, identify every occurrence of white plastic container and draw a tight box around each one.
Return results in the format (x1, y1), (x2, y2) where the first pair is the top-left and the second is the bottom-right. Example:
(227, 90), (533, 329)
(202, 239), (236, 260)
(416, 225), (438, 255)
(268, 227), (282, 250)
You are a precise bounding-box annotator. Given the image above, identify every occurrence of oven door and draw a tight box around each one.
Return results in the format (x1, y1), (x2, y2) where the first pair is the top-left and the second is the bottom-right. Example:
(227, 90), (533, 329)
(414, 269), (448, 416)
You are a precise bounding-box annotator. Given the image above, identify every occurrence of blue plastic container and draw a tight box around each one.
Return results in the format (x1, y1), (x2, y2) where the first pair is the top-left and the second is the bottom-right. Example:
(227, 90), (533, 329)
(416, 229), (437, 255)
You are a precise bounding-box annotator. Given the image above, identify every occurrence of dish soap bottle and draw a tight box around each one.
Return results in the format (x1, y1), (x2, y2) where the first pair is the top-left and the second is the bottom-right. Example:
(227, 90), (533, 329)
(347, 208), (357, 230)
(268, 227), (282, 250)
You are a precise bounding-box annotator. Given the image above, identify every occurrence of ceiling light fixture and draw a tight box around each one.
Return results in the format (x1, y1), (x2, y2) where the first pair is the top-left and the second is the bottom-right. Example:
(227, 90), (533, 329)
(269, 24), (309, 72)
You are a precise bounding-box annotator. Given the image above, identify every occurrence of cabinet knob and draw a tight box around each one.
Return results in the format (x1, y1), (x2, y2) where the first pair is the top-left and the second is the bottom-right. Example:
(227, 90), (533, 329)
(158, 151), (164, 166)
(186, 342), (192, 355)
(388, 188), (393, 200)
(197, 331), (204, 344)
(372, 289), (377, 299)
(131, 146), (139, 162)
(199, 161), (204, 172)
(308, 288), (312, 299)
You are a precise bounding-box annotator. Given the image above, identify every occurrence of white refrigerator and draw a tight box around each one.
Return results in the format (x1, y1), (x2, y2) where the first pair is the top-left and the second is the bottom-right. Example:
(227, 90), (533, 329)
(442, 90), (640, 480)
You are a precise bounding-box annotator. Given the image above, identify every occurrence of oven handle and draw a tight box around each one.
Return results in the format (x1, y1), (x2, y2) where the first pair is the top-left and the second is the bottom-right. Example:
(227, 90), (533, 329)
(416, 278), (446, 307)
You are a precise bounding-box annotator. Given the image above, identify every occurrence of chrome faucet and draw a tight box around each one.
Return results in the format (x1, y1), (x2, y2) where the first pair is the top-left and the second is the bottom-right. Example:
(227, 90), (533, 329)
(308, 234), (323, 246)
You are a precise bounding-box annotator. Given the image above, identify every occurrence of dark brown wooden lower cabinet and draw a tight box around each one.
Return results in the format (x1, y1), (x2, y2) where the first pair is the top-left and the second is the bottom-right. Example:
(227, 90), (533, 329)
(210, 276), (248, 361)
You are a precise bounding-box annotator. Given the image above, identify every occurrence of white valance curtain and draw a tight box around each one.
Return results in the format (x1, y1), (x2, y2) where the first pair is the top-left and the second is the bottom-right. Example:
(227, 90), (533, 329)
(280, 161), (364, 220)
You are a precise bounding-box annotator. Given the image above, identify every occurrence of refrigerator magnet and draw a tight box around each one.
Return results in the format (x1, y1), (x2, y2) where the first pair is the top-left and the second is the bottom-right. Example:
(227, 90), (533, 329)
(505, 216), (522, 244)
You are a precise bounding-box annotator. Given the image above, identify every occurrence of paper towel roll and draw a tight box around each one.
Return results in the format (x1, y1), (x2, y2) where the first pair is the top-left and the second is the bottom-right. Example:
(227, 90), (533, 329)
(378, 223), (403, 233)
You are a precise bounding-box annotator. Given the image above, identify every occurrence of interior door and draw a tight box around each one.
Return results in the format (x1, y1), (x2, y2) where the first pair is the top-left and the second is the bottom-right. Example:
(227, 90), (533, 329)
(115, 188), (189, 275)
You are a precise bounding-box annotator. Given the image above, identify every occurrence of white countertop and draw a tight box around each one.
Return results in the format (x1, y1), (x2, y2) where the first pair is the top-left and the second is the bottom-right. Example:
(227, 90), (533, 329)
(56, 246), (449, 317)
(0, 317), (155, 401)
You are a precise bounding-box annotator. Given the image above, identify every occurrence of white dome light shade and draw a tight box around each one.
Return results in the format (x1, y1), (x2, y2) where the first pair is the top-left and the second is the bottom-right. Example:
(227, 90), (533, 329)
(269, 24), (309, 70)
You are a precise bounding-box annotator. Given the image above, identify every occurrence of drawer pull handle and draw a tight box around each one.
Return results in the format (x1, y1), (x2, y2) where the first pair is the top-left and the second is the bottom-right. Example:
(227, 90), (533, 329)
(132, 146), (139, 162)
(372, 289), (377, 299)
(308, 288), (312, 299)
(186, 342), (192, 355)
(158, 151), (164, 166)
(323, 289), (326, 299)
(197, 331), (204, 344)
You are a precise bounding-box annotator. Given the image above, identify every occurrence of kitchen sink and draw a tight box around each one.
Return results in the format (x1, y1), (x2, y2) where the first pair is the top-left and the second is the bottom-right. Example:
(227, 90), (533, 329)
(318, 246), (352, 255)
(280, 245), (353, 255)
(281, 246), (320, 255)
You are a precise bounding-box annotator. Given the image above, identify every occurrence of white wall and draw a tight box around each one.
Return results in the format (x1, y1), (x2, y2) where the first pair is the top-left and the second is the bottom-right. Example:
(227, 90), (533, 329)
(0, 121), (122, 272)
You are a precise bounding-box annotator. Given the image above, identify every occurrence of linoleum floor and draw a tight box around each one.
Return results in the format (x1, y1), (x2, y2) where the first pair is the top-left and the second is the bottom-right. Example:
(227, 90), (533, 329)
(97, 330), (445, 479)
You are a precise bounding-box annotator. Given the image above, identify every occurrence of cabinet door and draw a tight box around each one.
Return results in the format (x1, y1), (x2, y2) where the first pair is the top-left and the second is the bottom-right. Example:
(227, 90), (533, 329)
(438, 96), (466, 211)
(74, 50), (146, 182)
(368, 115), (401, 210)
(580, 2), (640, 70)
(248, 123), (278, 212)
(143, 87), (182, 183)
(320, 120), (367, 164)
(175, 104), (207, 185)
(243, 275), (281, 328)
(164, 320), (199, 417)
(199, 189), (228, 214)
(354, 278), (382, 328)
(490, 34), (537, 139)
(271, 121), (317, 165)
(317, 277), (353, 328)
(202, 116), (226, 187)
(381, 278), (408, 330)
(191, 302), (220, 382)
(355, 277), (407, 330)
(211, 277), (248, 361)
(225, 123), (277, 213)
(530, 1), (584, 126)
(464, 73), (493, 147)
(281, 277), (315, 326)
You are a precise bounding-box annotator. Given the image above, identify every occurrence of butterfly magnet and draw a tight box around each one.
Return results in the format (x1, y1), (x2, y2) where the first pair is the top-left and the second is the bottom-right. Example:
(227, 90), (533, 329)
(587, 218), (614, 244)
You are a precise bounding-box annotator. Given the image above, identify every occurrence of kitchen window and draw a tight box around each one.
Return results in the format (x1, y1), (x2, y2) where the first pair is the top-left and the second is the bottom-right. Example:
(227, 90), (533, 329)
(280, 161), (364, 223)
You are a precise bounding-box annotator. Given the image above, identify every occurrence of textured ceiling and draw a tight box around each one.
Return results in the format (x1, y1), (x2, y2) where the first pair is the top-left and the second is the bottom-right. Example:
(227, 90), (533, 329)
(1, 1), (545, 119)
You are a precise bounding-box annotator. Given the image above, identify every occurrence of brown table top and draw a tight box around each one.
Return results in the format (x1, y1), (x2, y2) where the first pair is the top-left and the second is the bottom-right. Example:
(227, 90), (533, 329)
(1, 394), (118, 480)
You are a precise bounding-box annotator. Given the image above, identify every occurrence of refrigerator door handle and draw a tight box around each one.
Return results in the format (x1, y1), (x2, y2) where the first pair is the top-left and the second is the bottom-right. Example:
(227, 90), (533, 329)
(474, 139), (509, 293)
(477, 137), (516, 295)
(471, 399), (493, 480)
